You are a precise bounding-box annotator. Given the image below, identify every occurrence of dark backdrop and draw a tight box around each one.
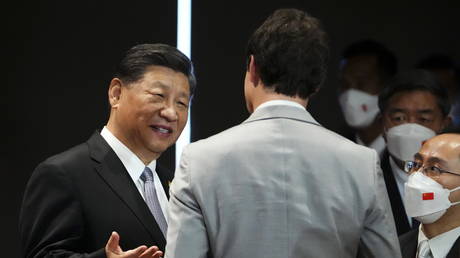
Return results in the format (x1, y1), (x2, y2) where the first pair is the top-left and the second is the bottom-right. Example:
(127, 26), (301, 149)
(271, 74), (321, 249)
(6, 1), (459, 257)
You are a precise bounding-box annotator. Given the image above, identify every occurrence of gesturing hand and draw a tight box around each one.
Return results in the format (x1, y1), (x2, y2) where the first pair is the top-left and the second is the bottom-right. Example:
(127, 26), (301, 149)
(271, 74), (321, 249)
(105, 231), (164, 258)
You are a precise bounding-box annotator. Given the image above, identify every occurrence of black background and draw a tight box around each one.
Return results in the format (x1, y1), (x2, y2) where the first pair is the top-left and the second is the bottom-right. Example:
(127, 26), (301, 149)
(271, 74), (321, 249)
(5, 1), (459, 257)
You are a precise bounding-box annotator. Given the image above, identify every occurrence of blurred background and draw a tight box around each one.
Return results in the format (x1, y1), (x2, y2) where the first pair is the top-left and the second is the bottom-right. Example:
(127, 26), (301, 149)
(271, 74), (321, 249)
(5, 0), (459, 256)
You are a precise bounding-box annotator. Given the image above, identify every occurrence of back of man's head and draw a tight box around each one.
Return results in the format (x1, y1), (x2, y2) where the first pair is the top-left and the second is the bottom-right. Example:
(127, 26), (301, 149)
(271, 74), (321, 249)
(246, 8), (329, 99)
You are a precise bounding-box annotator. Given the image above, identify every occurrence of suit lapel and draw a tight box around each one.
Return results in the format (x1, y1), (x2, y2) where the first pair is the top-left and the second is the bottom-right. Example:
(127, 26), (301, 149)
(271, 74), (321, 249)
(446, 236), (460, 258)
(399, 228), (418, 258)
(87, 132), (166, 247)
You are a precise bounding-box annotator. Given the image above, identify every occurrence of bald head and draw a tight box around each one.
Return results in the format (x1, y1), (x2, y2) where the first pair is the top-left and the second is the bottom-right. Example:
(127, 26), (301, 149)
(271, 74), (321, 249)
(419, 134), (460, 170)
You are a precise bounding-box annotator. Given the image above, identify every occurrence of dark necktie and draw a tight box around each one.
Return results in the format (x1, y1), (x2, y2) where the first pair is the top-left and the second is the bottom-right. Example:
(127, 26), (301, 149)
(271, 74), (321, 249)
(141, 167), (168, 236)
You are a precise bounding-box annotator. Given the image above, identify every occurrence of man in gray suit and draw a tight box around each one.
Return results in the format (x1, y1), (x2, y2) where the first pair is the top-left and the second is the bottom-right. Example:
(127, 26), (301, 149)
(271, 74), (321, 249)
(165, 8), (401, 258)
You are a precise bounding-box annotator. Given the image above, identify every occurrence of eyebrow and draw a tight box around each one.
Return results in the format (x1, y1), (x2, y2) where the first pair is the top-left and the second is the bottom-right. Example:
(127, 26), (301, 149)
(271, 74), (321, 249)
(387, 108), (435, 114)
(414, 153), (448, 166)
(152, 81), (190, 99)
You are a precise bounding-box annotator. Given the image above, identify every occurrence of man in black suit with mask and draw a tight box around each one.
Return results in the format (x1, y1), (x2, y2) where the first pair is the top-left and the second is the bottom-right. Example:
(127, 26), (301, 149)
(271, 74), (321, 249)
(378, 69), (450, 236)
(19, 43), (195, 258)
(400, 133), (460, 257)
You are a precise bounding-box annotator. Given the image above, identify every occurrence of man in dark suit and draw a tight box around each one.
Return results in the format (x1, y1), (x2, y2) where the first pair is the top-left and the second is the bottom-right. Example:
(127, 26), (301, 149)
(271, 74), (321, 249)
(378, 69), (451, 235)
(19, 43), (196, 258)
(399, 133), (460, 257)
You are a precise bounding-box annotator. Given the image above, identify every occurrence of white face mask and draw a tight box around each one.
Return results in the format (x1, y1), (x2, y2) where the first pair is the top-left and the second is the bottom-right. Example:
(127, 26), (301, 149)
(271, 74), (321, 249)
(404, 171), (460, 224)
(338, 89), (379, 128)
(386, 123), (436, 162)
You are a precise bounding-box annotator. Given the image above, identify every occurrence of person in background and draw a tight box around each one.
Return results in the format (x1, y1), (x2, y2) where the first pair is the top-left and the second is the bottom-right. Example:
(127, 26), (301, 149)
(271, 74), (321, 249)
(378, 69), (451, 236)
(399, 132), (460, 257)
(19, 43), (195, 258)
(338, 39), (398, 157)
(417, 54), (460, 127)
(165, 8), (401, 258)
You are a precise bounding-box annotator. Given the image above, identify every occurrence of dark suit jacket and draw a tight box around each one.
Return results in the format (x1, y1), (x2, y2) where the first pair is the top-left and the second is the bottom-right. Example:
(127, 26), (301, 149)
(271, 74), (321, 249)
(381, 151), (413, 236)
(19, 132), (173, 258)
(399, 228), (460, 258)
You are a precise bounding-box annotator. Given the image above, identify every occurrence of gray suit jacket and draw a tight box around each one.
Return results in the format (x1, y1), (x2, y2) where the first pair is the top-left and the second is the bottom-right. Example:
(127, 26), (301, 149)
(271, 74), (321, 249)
(165, 105), (401, 258)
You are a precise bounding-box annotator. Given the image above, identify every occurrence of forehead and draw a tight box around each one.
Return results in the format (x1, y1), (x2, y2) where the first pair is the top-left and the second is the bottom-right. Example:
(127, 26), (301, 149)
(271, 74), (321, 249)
(419, 135), (460, 164)
(386, 90), (439, 113)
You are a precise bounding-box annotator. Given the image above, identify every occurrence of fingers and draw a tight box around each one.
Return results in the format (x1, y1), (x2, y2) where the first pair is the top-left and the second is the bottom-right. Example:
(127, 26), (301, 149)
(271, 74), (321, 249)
(105, 232), (161, 258)
(106, 231), (121, 254)
(139, 246), (163, 258)
(152, 250), (164, 258)
(125, 245), (148, 257)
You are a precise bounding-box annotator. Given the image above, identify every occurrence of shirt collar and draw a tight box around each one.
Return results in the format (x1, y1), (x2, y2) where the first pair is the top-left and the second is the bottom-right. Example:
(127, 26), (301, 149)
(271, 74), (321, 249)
(355, 134), (386, 156)
(101, 127), (156, 182)
(255, 100), (305, 112)
(418, 225), (460, 258)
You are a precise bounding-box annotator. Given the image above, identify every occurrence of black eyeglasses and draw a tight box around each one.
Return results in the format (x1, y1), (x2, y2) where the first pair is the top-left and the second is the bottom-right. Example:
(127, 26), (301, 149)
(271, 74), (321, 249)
(404, 160), (460, 178)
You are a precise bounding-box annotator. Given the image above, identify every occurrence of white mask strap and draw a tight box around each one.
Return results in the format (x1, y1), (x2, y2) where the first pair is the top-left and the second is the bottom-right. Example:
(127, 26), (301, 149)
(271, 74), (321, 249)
(451, 186), (460, 206)
(450, 186), (460, 193)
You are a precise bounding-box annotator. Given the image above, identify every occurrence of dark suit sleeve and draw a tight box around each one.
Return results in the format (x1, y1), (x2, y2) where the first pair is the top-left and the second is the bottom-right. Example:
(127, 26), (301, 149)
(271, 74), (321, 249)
(19, 162), (106, 258)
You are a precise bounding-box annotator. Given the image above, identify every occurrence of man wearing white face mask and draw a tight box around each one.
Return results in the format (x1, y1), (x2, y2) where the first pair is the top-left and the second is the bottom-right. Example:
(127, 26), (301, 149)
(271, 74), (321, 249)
(399, 133), (460, 258)
(338, 39), (398, 157)
(378, 69), (451, 236)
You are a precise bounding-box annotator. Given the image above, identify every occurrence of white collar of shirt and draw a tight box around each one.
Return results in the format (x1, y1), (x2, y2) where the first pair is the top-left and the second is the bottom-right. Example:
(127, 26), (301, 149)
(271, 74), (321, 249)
(100, 127), (169, 222)
(355, 134), (386, 157)
(418, 225), (460, 258)
(255, 100), (305, 112)
(389, 156), (412, 225)
(100, 127), (156, 183)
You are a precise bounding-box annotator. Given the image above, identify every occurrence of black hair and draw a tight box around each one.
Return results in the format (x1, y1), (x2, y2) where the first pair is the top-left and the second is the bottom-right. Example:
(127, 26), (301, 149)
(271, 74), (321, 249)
(416, 53), (459, 84)
(342, 39), (398, 81)
(246, 8), (329, 99)
(416, 53), (458, 71)
(115, 43), (196, 96)
(378, 69), (450, 116)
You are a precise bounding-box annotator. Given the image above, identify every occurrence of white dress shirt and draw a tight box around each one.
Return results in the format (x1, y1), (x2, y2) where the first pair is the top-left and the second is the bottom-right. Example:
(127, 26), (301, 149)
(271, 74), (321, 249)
(255, 99), (306, 111)
(356, 134), (386, 157)
(389, 156), (412, 226)
(101, 127), (169, 222)
(418, 225), (460, 258)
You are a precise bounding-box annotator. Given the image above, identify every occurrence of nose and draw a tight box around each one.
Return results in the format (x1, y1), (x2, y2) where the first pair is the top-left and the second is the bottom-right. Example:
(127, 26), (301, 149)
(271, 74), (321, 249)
(407, 116), (417, 124)
(160, 105), (178, 122)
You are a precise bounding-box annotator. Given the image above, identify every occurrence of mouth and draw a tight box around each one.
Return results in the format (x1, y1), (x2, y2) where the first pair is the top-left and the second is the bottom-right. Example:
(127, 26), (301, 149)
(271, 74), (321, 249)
(150, 125), (173, 135)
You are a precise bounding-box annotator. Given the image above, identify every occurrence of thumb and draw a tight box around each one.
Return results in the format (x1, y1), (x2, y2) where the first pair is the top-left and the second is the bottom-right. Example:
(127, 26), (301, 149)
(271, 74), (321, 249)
(106, 231), (120, 253)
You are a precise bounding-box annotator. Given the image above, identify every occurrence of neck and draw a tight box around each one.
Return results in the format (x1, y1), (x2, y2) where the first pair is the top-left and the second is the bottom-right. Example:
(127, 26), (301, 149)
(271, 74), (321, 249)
(106, 118), (161, 165)
(251, 90), (308, 112)
(422, 206), (460, 239)
(355, 116), (382, 145)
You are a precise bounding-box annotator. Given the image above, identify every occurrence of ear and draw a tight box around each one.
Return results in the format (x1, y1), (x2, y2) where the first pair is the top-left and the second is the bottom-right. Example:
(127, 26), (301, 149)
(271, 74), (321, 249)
(108, 78), (123, 108)
(247, 55), (260, 87)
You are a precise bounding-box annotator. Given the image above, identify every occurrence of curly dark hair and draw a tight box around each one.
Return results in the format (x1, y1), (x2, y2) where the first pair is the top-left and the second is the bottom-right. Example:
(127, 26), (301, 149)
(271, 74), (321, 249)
(246, 8), (329, 99)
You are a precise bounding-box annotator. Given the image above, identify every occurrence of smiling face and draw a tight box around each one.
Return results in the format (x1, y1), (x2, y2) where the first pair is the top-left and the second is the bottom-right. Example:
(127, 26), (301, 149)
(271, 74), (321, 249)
(107, 65), (190, 163)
